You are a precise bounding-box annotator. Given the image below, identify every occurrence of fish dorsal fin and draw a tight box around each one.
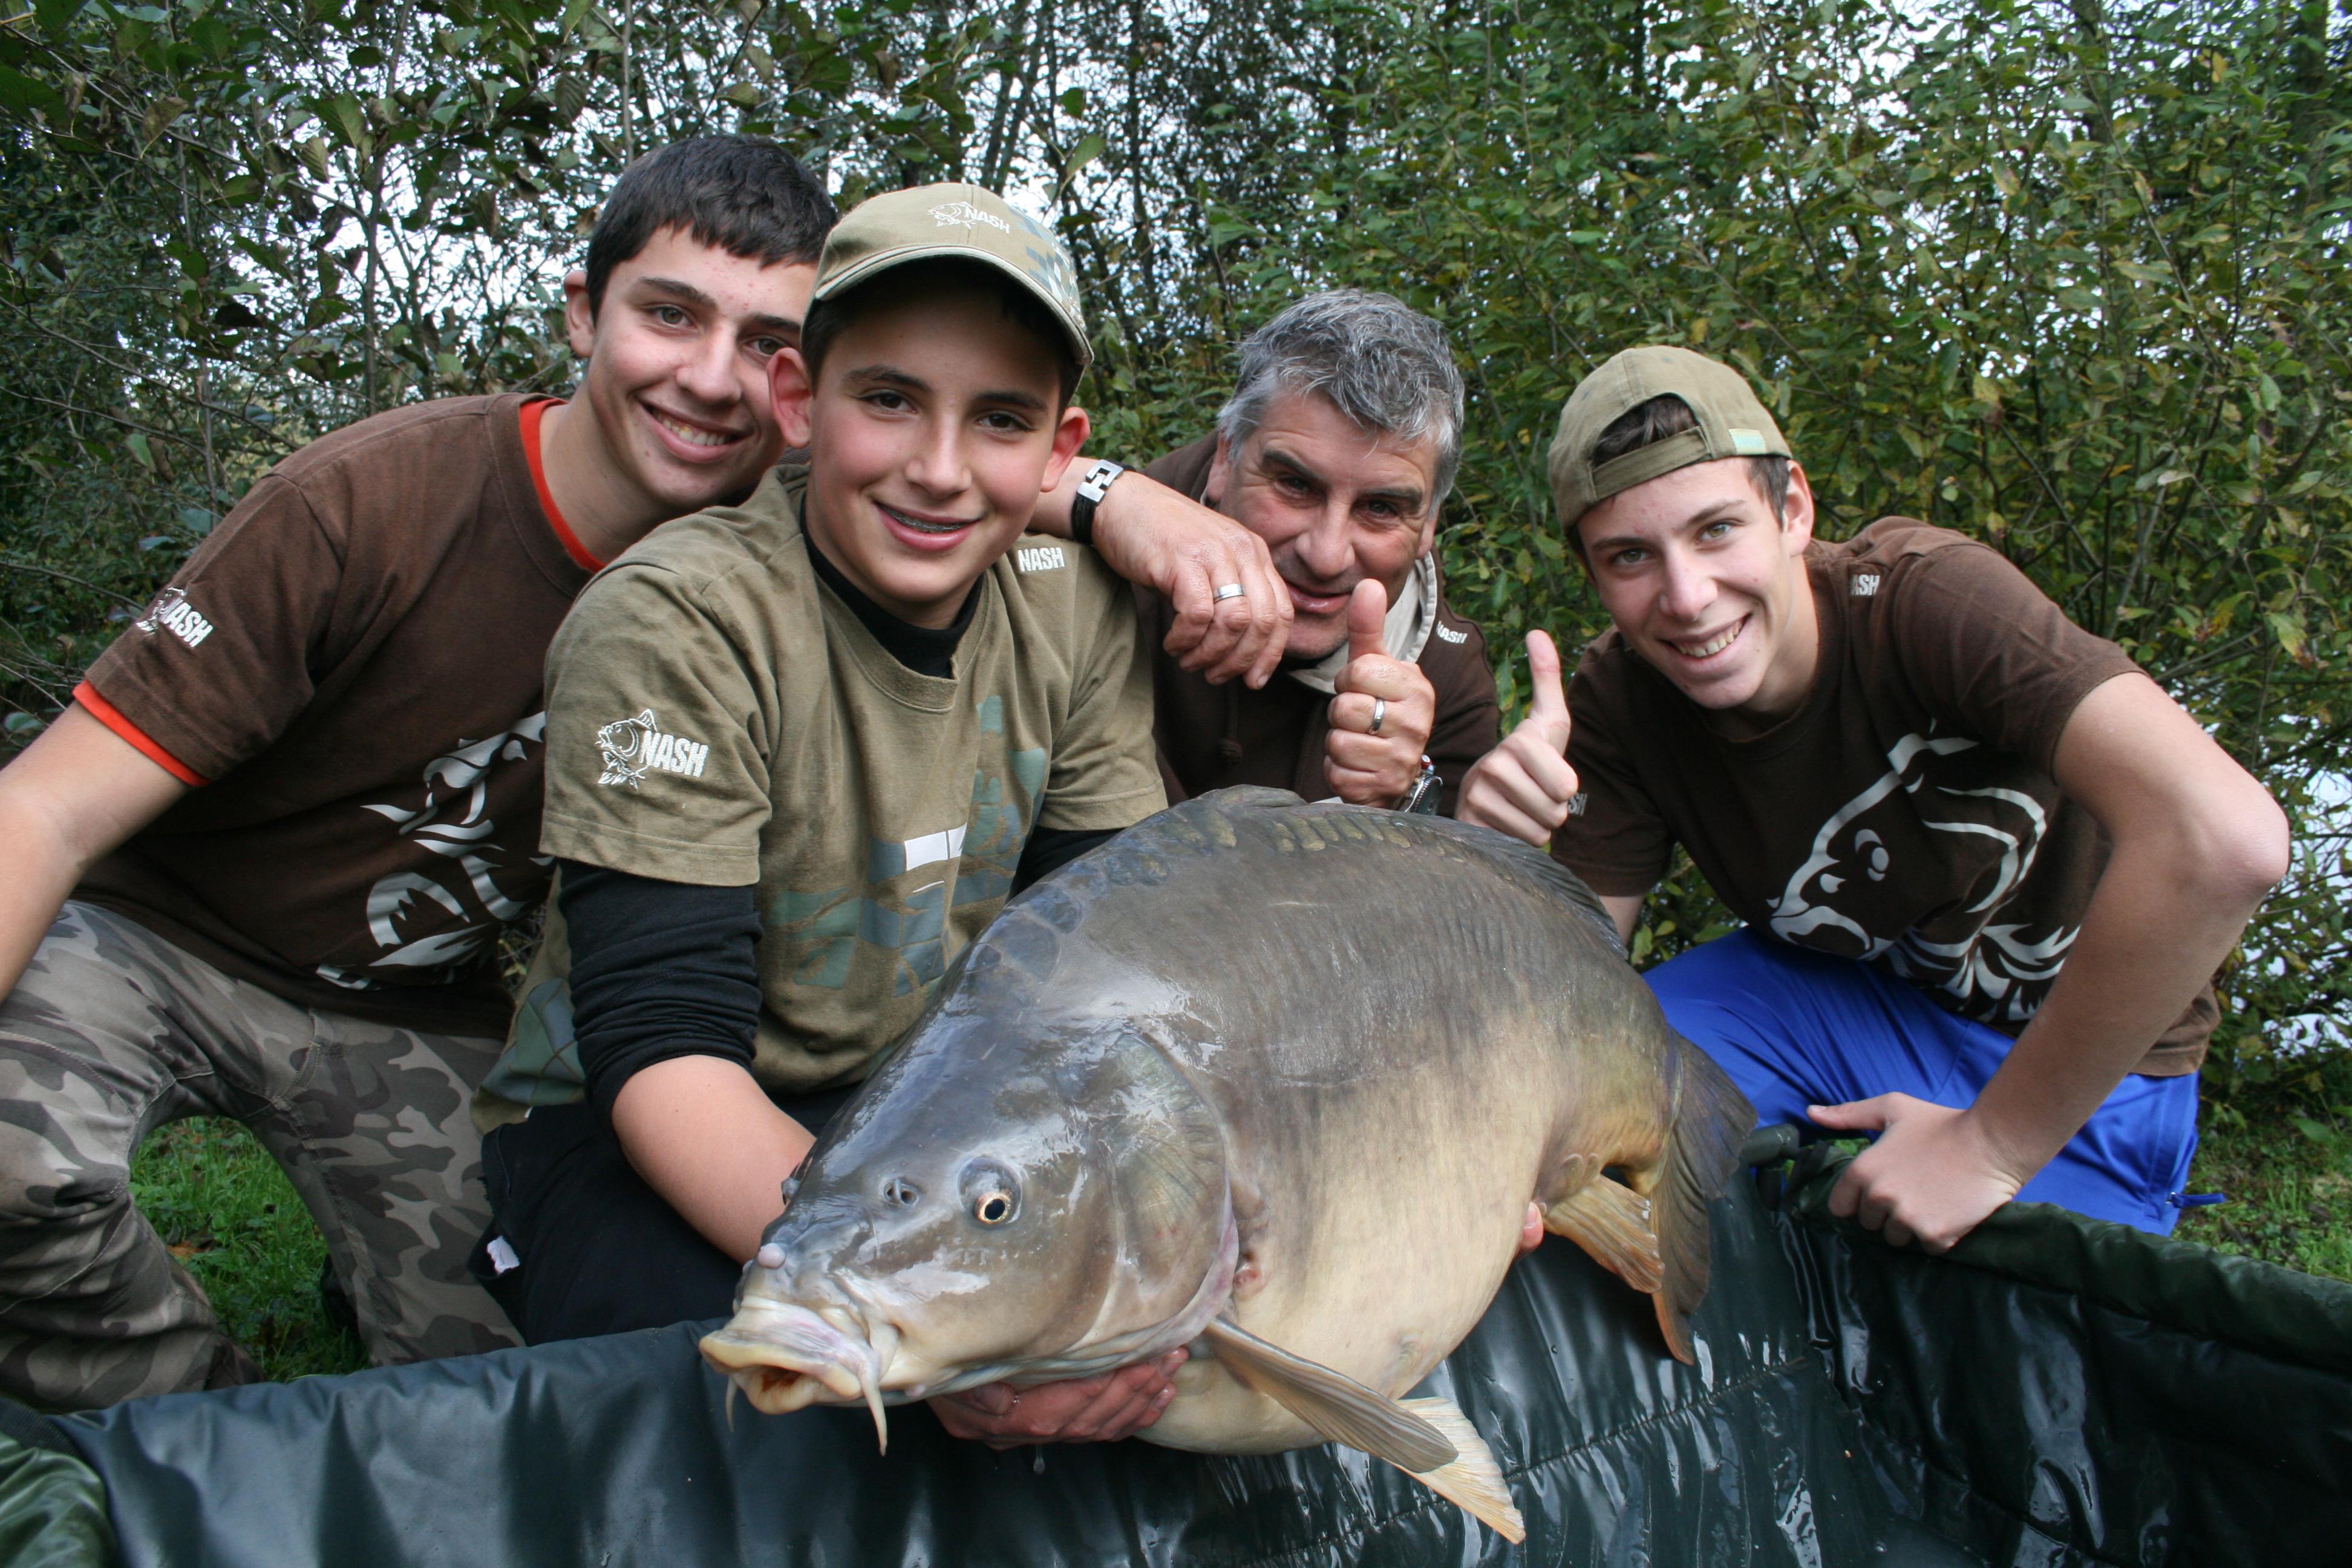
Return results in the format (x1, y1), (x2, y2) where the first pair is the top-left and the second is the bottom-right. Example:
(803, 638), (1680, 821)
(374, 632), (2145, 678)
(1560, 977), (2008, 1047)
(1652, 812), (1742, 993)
(1543, 1169), (1664, 1295)
(1397, 1396), (1527, 1543)
(1196, 1318), (1456, 1474)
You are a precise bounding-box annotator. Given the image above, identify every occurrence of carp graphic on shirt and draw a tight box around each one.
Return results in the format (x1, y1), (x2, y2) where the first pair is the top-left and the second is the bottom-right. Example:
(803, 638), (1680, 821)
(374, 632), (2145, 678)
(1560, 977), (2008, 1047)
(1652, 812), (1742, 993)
(315, 714), (548, 990)
(1765, 730), (2076, 1026)
(595, 708), (710, 789)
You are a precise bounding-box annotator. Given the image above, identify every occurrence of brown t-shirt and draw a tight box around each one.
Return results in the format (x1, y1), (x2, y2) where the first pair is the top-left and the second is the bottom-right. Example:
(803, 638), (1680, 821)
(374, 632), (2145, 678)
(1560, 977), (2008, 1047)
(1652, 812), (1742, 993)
(1553, 517), (2212, 1075)
(72, 395), (596, 1037)
(1140, 435), (1501, 812)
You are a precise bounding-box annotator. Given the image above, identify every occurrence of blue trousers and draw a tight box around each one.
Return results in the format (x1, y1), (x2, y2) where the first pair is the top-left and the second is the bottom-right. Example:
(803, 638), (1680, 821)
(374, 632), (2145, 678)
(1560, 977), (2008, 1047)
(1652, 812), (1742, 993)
(1644, 930), (2200, 1235)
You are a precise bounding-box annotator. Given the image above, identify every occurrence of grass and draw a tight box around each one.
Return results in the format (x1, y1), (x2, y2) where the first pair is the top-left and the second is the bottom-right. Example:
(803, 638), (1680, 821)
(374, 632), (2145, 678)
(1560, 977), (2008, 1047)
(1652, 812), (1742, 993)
(128, 1119), (368, 1382)
(2175, 1108), (2352, 1283)
(127, 1099), (2352, 1388)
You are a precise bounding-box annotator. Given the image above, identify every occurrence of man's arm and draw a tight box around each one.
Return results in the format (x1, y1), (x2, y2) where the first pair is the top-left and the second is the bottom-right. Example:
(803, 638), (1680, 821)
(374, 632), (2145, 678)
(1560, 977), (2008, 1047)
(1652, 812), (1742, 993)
(609, 1056), (814, 1264)
(560, 862), (803, 1265)
(1031, 458), (1290, 689)
(1811, 671), (2290, 1249)
(0, 706), (190, 999)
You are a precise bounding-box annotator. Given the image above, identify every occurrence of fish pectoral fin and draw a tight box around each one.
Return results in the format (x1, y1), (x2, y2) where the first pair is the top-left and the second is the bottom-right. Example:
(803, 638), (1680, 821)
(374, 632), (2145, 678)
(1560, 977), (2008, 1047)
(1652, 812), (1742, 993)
(1197, 1318), (1456, 1474)
(1398, 1396), (1526, 1543)
(1544, 1172), (1665, 1295)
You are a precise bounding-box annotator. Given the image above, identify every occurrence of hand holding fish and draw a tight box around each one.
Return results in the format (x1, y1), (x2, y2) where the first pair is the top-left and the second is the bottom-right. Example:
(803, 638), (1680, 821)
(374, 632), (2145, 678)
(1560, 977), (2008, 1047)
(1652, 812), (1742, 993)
(1456, 630), (1580, 848)
(1807, 1093), (2032, 1251)
(1326, 580), (1435, 806)
(929, 1350), (1187, 1449)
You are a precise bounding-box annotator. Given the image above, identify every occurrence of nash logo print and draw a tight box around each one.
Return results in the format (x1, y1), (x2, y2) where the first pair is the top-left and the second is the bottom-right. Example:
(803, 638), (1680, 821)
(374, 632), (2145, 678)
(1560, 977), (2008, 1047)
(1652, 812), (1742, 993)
(134, 586), (215, 649)
(929, 200), (1010, 236)
(596, 709), (710, 789)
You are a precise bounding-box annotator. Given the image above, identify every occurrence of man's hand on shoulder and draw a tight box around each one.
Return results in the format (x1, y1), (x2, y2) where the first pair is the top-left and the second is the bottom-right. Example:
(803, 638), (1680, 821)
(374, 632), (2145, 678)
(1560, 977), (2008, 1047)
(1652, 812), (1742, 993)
(1457, 630), (1579, 847)
(929, 1348), (1186, 1448)
(1325, 580), (1436, 806)
(1040, 460), (1291, 688)
(1807, 1094), (2033, 1251)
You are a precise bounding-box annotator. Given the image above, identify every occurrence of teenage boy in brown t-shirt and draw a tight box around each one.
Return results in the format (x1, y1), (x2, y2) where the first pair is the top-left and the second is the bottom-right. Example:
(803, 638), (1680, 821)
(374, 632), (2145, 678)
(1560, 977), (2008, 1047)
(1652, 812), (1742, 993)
(1459, 345), (2288, 1250)
(0, 136), (843, 1410)
(469, 183), (1179, 1445)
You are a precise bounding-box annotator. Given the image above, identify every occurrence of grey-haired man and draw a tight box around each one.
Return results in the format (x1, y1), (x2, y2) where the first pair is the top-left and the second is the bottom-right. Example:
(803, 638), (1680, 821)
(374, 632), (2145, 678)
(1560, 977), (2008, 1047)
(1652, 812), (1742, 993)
(1045, 290), (1499, 813)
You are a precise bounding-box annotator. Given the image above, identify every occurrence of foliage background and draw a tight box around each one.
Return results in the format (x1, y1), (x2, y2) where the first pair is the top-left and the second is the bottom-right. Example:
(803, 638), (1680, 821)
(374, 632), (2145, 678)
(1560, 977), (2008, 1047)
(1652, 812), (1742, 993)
(1, 0), (2347, 1157)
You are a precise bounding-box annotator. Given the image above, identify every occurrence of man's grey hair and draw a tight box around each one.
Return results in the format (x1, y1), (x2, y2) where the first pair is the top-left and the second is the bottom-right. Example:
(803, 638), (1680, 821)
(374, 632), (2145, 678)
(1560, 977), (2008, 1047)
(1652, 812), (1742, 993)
(1214, 289), (1466, 509)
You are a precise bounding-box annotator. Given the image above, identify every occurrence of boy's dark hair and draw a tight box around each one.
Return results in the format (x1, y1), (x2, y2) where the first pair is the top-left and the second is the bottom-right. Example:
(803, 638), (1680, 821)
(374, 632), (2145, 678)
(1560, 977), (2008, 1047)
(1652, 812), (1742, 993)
(1575, 394), (1790, 555)
(584, 136), (836, 319)
(800, 258), (1082, 411)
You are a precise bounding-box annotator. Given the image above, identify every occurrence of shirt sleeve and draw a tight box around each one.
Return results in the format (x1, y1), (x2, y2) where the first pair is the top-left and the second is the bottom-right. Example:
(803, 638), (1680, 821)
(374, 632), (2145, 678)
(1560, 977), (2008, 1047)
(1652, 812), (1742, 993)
(538, 563), (774, 886)
(558, 860), (763, 1120)
(1035, 558), (1169, 832)
(75, 473), (345, 783)
(1886, 542), (2141, 776)
(1551, 642), (1677, 898)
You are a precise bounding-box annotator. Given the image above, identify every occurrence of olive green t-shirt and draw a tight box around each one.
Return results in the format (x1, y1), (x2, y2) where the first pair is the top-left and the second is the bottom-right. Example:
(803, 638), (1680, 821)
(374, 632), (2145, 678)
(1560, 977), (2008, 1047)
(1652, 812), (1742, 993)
(484, 465), (1164, 1113)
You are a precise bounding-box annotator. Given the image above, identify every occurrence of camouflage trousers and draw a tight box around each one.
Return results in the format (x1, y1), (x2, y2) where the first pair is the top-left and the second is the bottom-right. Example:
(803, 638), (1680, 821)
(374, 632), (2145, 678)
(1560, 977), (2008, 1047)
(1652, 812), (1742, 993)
(0, 903), (518, 1410)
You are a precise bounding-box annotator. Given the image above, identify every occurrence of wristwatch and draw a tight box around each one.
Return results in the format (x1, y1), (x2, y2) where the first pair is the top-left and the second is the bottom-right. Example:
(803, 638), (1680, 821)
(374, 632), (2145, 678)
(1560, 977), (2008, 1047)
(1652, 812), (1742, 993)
(1399, 756), (1443, 815)
(1068, 459), (1125, 547)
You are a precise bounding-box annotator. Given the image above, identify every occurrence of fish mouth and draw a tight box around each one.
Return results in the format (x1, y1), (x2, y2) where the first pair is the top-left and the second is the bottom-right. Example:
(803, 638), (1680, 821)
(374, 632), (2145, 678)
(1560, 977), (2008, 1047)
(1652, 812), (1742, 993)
(698, 1293), (901, 1449)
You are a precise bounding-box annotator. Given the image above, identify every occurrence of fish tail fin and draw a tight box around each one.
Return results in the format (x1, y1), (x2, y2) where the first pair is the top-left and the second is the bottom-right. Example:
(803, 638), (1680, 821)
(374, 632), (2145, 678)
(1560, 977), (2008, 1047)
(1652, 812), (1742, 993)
(1397, 1396), (1526, 1543)
(1647, 1036), (1754, 1363)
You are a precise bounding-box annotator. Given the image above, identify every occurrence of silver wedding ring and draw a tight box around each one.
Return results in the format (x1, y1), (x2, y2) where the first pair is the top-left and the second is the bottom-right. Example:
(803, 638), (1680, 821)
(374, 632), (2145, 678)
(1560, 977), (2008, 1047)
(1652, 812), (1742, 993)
(1212, 583), (1246, 603)
(1370, 697), (1387, 735)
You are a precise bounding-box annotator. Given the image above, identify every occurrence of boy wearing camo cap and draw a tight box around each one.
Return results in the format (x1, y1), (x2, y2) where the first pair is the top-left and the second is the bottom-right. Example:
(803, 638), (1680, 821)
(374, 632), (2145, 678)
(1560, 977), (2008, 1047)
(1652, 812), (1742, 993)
(469, 188), (1176, 1443)
(1460, 344), (2288, 1252)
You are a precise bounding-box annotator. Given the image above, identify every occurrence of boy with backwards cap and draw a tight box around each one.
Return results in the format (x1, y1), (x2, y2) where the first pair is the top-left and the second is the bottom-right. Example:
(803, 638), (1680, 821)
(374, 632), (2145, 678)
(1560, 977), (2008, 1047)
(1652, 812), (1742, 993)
(472, 183), (1183, 1440)
(1459, 345), (2288, 1250)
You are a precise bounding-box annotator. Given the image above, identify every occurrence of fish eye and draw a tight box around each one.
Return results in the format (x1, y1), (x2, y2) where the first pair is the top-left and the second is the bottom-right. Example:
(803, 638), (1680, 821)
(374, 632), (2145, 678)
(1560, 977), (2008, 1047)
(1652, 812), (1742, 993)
(959, 1158), (1019, 1226)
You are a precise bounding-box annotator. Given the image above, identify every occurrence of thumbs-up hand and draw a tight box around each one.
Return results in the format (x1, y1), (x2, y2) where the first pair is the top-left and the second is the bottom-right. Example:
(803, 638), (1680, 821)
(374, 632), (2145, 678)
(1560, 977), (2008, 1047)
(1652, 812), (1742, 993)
(1457, 630), (1581, 848)
(1325, 578), (1436, 807)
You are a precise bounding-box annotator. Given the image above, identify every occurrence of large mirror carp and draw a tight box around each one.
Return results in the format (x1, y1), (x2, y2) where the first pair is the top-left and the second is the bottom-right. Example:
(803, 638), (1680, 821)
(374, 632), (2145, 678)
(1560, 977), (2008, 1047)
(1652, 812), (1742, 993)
(702, 787), (1753, 1540)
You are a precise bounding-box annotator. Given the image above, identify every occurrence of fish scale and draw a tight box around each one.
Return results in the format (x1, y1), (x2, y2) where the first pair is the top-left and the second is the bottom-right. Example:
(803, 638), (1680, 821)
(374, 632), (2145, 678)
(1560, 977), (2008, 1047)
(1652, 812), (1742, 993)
(702, 786), (1753, 1542)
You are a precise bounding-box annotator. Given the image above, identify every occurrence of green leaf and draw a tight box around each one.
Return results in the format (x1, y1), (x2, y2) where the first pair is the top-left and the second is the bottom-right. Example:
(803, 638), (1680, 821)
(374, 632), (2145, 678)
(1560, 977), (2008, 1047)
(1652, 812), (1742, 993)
(1056, 131), (1107, 195)
(32, 0), (80, 40)
(0, 65), (67, 119)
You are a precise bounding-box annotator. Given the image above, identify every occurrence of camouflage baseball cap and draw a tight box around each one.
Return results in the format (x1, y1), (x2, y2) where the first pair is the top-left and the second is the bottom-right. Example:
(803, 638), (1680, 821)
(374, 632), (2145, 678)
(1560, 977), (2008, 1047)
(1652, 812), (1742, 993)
(813, 181), (1091, 373)
(1546, 345), (1789, 534)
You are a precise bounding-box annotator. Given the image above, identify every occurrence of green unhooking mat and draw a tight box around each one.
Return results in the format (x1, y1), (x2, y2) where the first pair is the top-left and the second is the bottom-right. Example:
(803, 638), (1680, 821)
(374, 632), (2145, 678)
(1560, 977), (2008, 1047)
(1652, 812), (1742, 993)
(13, 1149), (2351, 1567)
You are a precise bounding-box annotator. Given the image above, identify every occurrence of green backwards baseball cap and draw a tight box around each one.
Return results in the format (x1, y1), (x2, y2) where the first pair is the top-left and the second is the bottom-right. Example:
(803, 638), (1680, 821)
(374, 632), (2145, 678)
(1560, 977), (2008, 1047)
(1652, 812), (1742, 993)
(813, 181), (1091, 373)
(1546, 345), (1789, 535)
